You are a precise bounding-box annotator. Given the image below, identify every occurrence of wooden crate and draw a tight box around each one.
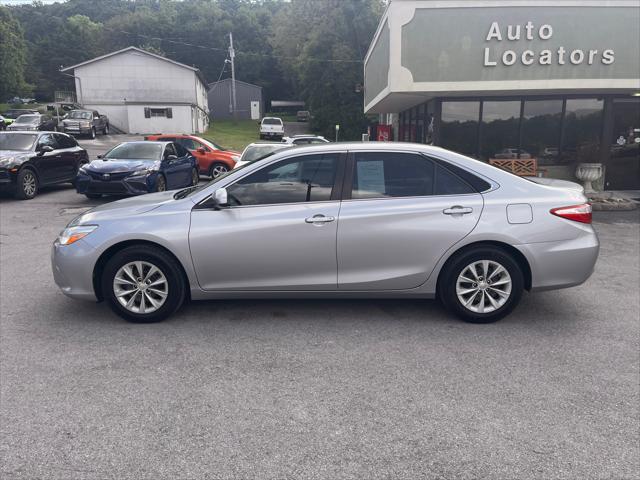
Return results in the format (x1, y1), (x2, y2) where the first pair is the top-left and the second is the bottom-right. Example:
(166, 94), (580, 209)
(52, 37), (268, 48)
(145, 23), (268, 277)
(489, 158), (542, 177)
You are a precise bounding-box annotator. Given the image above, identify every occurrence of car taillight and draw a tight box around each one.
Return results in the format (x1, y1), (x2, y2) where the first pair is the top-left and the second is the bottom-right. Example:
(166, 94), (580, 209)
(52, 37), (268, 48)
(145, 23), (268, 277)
(550, 203), (592, 224)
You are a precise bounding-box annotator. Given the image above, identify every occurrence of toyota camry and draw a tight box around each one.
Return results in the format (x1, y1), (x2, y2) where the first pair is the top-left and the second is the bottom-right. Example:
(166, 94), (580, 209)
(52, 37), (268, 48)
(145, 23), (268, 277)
(52, 143), (599, 324)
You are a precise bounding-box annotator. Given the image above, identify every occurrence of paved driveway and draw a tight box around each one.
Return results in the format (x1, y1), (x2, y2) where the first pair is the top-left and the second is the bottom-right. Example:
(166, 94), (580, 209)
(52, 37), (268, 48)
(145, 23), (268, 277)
(0, 184), (638, 479)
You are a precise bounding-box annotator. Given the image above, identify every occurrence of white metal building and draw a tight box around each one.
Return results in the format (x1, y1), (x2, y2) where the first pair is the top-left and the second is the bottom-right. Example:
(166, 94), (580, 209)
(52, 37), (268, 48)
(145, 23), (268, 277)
(61, 46), (209, 134)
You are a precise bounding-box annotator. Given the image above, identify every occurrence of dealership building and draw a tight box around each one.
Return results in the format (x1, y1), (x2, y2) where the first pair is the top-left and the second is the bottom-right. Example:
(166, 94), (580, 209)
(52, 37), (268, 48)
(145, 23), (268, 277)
(364, 0), (640, 190)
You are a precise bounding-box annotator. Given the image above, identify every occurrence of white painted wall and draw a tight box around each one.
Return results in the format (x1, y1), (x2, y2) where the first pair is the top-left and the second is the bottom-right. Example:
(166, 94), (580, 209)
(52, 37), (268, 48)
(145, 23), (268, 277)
(126, 105), (193, 135)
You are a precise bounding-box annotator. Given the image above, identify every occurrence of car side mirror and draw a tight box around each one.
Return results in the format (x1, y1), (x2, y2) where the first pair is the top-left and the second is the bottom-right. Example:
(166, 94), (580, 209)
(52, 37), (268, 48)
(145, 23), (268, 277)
(97, 154), (103, 159)
(212, 187), (229, 209)
(196, 147), (206, 154)
(38, 145), (54, 155)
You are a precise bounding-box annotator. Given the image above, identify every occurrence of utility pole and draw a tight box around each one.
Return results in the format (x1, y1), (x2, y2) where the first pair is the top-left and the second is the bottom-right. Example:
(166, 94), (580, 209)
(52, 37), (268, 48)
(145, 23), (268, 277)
(228, 32), (238, 122)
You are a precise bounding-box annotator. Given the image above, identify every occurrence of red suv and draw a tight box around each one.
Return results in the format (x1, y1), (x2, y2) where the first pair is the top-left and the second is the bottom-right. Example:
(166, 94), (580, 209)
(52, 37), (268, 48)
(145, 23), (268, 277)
(144, 134), (240, 178)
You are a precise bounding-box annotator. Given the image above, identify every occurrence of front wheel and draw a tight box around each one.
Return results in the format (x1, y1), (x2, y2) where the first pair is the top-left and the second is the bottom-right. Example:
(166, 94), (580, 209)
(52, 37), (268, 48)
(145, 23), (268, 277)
(209, 162), (228, 178)
(101, 246), (186, 322)
(15, 169), (38, 200)
(439, 247), (524, 323)
(103, 124), (109, 135)
(89, 127), (96, 139)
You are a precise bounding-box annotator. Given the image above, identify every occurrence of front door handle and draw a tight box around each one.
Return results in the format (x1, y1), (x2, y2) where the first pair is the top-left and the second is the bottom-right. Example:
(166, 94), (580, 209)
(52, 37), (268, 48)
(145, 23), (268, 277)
(305, 214), (335, 224)
(443, 206), (474, 215)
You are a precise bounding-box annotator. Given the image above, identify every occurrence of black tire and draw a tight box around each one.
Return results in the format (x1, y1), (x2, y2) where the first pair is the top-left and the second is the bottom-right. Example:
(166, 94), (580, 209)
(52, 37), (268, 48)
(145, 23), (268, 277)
(209, 162), (228, 178)
(85, 193), (102, 199)
(14, 168), (38, 200)
(439, 246), (524, 324)
(191, 168), (199, 186)
(89, 127), (96, 139)
(155, 174), (167, 192)
(101, 245), (186, 323)
(103, 124), (109, 135)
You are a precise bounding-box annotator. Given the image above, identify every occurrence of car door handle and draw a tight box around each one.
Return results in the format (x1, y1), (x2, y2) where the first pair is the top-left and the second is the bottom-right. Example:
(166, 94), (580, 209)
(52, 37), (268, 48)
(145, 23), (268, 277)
(443, 206), (474, 215)
(305, 214), (335, 224)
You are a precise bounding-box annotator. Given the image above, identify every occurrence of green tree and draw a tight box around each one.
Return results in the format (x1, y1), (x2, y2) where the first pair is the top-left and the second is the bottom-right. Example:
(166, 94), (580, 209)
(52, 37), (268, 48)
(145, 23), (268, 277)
(0, 6), (31, 99)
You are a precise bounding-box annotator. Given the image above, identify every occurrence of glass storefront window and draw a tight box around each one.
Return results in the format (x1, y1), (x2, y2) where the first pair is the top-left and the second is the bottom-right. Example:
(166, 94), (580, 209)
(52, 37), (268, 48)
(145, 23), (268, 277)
(440, 101), (480, 157)
(607, 99), (640, 190)
(480, 101), (521, 160)
(521, 100), (563, 163)
(561, 99), (603, 164)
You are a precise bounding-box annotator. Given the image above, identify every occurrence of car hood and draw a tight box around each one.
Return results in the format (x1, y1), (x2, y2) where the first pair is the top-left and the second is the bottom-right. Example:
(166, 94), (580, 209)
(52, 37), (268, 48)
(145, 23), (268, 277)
(85, 159), (158, 173)
(74, 191), (180, 224)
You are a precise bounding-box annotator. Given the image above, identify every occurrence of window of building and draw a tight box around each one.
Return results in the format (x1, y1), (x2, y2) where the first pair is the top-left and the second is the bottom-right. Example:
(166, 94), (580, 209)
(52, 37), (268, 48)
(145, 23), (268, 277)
(560, 98), (604, 164)
(227, 154), (338, 206)
(351, 152), (434, 199)
(440, 102), (480, 157)
(480, 101), (521, 160)
(520, 100), (562, 161)
(144, 107), (173, 119)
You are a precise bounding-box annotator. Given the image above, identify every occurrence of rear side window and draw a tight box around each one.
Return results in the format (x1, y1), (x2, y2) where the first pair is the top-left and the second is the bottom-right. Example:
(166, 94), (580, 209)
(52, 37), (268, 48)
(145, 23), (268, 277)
(351, 152), (434, 199)
(434, 165), (475, 195)
(432, 157), (492, 192)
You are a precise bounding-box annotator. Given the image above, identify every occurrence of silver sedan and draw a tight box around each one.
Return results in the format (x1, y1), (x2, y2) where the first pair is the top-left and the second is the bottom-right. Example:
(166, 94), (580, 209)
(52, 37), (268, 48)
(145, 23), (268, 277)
(51, 143), (599, 323)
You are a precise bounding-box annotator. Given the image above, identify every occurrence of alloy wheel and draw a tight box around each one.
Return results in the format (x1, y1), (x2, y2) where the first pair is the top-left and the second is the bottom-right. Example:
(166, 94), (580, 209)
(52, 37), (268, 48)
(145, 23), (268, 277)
(22, 172), (36, 197)
(456, 260), (512, 314)
(113, 261), (168, 314)
(211, 165), (228, 177)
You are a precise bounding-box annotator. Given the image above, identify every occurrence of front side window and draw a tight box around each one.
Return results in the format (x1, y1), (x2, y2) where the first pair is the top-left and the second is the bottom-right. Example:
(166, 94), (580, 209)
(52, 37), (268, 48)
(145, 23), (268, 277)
(177, 138), (198, 150)
(173, 143), (190, 157)
(227, 153), (338, 206)
(37, 134), (58, 150)
(54, 133), (77, 149)
(351, 152), (434, 199)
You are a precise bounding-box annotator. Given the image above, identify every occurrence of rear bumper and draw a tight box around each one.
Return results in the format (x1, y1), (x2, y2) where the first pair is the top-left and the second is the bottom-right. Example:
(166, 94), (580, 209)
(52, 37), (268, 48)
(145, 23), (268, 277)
(516, 231), (600, 292)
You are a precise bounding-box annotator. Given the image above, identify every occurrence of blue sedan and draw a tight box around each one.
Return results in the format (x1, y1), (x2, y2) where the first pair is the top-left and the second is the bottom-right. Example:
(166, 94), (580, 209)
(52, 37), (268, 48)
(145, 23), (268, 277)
(75, 141), (199, 198)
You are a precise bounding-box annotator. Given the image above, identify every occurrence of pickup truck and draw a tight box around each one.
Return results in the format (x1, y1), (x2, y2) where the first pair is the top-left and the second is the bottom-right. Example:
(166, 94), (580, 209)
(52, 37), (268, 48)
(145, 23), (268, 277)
(259, 117), (284, 140)
(62, 110), (109, 139)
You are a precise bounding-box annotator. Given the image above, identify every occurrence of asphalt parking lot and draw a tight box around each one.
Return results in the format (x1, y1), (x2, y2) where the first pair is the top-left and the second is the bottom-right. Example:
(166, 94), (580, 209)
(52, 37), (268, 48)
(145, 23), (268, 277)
(0, 142), (638, 479)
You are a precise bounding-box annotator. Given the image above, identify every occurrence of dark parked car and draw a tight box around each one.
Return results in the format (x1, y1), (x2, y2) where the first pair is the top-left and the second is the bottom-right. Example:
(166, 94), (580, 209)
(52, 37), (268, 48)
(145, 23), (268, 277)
(0, 131), (89, 199)
(7, 114), (57, 132)
(75, 141), (199, 199)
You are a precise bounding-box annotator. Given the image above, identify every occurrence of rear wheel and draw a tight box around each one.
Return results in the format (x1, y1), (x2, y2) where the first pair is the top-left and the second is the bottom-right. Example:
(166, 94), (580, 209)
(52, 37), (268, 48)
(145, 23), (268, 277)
(101, 246), (186, 323)
(191, 168), (199, 186)
(439, 246), (524, 323)
(209, 162), (228, 178)
(15, 168), (38, 200)
(155, 174), (166, 192)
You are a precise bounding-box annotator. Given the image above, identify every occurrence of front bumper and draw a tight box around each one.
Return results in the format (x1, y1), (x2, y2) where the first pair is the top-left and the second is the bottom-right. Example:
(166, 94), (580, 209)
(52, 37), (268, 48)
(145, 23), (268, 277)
(0, 168), (17, 191)
(63, 127), (93, 135)
(51, 239), (99, 301)
(75, 171), (156, 196)
(516, 230), (600, 292)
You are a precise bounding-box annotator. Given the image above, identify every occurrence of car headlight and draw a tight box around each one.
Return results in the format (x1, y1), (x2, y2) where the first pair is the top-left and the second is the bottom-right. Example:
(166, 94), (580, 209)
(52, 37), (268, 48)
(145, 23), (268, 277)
(80, 121), (91, 128)
(57, 225), (98, 246)
(0, 157), (15, 167)
(128, 168), (152, 177)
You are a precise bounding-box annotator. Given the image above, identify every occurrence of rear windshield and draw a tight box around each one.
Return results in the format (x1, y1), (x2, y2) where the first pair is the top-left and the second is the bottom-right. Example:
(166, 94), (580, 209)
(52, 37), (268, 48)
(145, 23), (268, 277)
(15, 115), (39, 124)
(105, 143), (163, 161)
(0, 132), (37, 151)
(242, 144), (290, 163)
(68, 111), (92, 120)
(262, 118), (282, 126)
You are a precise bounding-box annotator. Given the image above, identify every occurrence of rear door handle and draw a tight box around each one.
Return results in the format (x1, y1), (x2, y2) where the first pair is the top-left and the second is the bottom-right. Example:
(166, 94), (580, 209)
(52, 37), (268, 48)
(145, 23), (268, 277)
(305, 214), (335, 224)
(443, 206), (474, 215)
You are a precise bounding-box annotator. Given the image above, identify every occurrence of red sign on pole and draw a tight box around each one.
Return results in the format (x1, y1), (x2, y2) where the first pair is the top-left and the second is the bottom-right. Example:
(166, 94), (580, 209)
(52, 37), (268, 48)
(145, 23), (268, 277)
(377, 124), (392, 142)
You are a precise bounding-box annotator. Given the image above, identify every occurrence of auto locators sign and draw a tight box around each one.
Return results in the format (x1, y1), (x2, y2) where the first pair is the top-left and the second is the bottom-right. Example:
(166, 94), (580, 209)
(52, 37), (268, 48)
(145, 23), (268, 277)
(483, 21), (615, 67)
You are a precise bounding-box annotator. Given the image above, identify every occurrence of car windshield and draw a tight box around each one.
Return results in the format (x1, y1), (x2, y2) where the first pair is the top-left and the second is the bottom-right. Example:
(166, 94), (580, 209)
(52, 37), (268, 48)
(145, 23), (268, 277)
(15, 115), (39, 124)
(68, 111), (92, 120)
(242, 144), (290, 163)
(0, 132), (37, 151)
(198, 137), (225, 151)
(262, 118), (282, 125)
(105, 143), (163, 160)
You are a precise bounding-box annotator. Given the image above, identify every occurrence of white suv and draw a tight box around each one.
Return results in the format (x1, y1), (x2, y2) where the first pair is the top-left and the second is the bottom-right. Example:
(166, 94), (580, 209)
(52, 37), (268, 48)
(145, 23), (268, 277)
(259, 117), (284, 140)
